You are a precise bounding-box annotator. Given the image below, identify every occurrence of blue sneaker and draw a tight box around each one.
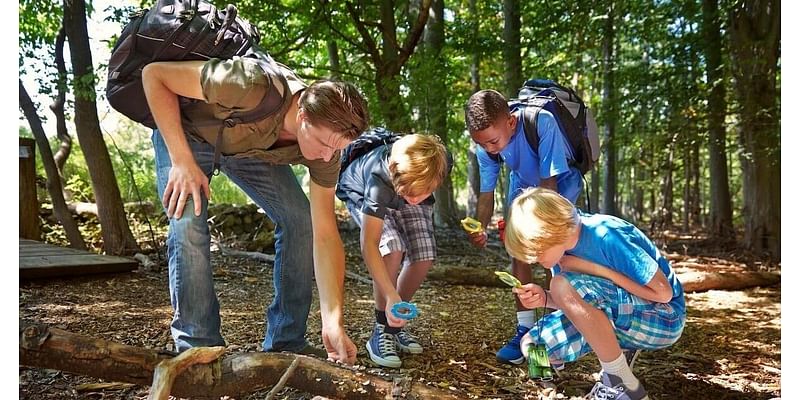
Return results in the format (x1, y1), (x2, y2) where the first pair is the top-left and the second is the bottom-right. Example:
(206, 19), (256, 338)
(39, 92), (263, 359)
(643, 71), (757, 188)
(496, 325), (529, 365)
(366, 323), (402, 368)
(394, 329), (423, 354)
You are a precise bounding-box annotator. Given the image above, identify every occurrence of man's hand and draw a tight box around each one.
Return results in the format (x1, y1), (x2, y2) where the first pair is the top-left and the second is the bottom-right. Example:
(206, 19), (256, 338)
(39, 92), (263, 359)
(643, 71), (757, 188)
(467, 230), (488, 248)
(321, 324), (357, 364)
(163, 161), (210, 219)
(512, 283), (547, 309)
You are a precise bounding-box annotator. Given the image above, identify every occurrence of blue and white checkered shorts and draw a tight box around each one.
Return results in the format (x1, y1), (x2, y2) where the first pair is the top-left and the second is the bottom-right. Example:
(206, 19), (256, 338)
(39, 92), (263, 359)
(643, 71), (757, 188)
(526, 272), (685, 364)
(346, 202), (436, 268)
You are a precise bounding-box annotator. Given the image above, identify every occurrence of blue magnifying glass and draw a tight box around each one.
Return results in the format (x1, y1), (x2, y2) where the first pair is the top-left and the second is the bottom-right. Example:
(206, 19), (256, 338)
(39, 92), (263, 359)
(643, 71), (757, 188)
(390, 301), (419, 320)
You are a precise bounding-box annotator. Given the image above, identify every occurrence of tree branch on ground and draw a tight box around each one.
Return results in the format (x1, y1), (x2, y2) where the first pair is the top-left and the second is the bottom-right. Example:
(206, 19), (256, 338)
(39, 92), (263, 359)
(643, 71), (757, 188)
(20, 322), (460, 399)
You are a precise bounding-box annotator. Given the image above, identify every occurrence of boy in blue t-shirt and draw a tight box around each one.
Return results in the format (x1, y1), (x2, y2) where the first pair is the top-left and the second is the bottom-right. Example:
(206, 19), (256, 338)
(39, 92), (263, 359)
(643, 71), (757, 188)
(464, 89), (583, 364)
(504, 187), (685, 400)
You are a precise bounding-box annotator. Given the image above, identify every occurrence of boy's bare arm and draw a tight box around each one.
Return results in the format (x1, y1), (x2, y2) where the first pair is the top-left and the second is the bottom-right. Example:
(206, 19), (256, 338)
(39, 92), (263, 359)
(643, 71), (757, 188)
(560, 255), (673, 303)
(475, 191), (495, 228)
(360, 215), (401, 303)
(468, 192), (494, 248)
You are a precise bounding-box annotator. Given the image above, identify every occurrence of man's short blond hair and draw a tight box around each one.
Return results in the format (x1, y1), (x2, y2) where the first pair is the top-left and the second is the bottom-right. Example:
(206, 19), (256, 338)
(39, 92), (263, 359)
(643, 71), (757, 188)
(504, 187), (580, 264)
(388, 134), (448, 197)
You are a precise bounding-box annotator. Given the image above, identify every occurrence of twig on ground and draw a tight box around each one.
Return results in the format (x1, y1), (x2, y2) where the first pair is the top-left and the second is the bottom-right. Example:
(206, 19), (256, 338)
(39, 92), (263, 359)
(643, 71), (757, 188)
(265, 357), (300, 400)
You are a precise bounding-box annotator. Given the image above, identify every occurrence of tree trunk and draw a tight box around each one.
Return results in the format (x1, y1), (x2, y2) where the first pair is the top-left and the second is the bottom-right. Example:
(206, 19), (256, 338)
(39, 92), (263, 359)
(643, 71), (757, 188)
(63, 0), (140, 255)
(601, 1), (618, 216)
(729, 0), (780, 259)
(657, 132), (677, 229)
(19, 80), (87, 250)
(682, 145), (690, 232)
(467, 142), (480, 216)
(704, 0), (734, 238)
(591, 163), (600, 213)
(327, 39), (340, 79)
(690, 139), (702, 226)
(425, 0), (458, 227)
(20, 323), (459, 400)
(466, 0), (481, 217)
(503, 0), (522, 98)
(344, 0), (430, 131)
(51, 26), (73, 186)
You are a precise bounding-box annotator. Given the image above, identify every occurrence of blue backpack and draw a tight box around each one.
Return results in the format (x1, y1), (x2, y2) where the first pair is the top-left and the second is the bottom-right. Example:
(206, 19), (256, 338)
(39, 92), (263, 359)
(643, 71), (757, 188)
(339, 127), (402, 174)
(509, 79), (600, 175)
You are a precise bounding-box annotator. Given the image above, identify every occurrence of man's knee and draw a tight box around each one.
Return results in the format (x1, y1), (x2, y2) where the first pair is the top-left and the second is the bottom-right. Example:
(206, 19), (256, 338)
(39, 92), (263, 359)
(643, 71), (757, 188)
(168, 205), (210, 247)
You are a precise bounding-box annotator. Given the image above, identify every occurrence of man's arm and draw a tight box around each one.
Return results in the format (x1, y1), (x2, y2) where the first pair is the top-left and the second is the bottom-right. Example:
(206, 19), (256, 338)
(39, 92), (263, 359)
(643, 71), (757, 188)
(141, 61), (209, 219)
(308, 181), (356, 363)
(559, 255), (674, 303)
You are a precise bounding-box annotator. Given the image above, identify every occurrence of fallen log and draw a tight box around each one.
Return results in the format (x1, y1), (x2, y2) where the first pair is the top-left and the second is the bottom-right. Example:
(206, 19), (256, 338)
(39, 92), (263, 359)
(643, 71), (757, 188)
(678, 271), (781, 292)
(218, 245), (275, 263)
(148, 346), (226, 400)
(20, 322), (459, 400)
(425, 265), (780, 293)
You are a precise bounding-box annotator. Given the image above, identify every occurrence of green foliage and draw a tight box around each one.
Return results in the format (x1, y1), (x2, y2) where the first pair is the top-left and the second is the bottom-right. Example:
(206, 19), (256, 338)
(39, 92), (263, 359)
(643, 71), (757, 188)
(22, 0), (778, 238)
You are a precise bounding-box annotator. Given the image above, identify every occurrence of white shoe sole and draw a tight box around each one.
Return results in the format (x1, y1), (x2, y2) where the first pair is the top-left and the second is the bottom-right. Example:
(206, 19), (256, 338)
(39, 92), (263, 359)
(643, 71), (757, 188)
(497, 355), (525, 365)
(365, 343), (402, 368)
(396, 341), (423, 354)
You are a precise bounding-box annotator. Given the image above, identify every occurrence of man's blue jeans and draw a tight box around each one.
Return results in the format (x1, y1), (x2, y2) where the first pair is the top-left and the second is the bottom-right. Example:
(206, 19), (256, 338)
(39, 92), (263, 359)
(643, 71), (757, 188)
(152, 130), (314, 353)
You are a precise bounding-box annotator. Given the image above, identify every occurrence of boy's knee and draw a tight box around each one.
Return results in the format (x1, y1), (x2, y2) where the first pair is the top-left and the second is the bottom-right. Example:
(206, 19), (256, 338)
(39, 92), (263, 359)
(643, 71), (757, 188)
(550, 275), (580, 307)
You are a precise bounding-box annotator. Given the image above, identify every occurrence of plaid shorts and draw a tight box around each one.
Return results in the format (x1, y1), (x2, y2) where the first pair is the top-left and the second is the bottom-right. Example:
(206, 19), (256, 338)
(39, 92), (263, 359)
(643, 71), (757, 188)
(527, 272), (686, 363)
(346, 202), (436, 267)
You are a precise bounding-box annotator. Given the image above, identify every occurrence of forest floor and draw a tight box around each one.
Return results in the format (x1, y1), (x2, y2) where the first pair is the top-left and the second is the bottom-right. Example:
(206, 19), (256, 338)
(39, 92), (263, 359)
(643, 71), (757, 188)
(19, 215), (781, 399)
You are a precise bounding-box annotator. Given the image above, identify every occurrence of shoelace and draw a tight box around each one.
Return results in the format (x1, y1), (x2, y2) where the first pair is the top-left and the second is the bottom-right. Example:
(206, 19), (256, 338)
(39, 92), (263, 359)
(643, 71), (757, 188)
(396, 330), (417, 344)
(378, 333), (398, 355)
(586, 382), (625, 400)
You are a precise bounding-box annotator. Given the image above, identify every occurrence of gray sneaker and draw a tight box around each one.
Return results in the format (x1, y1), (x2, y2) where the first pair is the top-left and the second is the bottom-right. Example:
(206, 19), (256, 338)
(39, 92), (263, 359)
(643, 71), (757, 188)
(585, 372), (649, 400)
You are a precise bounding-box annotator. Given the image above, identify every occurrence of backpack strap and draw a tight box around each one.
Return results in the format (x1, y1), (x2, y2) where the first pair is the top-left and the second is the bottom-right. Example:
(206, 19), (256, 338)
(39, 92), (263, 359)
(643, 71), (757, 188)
(206, 49), (290, 178)
(519, 103), (543, 156)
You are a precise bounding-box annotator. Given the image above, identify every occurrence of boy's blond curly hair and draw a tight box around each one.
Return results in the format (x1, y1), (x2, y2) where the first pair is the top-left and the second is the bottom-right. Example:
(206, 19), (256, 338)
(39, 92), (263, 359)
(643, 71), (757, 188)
(388, 134), (448, 197)
(504, 187), (580, 264)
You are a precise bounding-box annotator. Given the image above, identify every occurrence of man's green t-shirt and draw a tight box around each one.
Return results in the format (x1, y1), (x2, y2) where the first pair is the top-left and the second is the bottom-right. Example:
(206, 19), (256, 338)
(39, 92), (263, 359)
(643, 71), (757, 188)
(180, 56), (341, 188)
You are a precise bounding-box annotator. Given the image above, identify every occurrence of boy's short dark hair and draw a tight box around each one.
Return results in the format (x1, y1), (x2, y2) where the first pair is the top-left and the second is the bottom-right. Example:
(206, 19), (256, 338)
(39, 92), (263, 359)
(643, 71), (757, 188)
(464, 89), (510, 133)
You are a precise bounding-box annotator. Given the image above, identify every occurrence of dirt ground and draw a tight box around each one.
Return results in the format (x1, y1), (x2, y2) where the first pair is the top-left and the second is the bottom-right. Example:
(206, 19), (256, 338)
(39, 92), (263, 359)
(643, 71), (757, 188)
(19, 222), (781, 399)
